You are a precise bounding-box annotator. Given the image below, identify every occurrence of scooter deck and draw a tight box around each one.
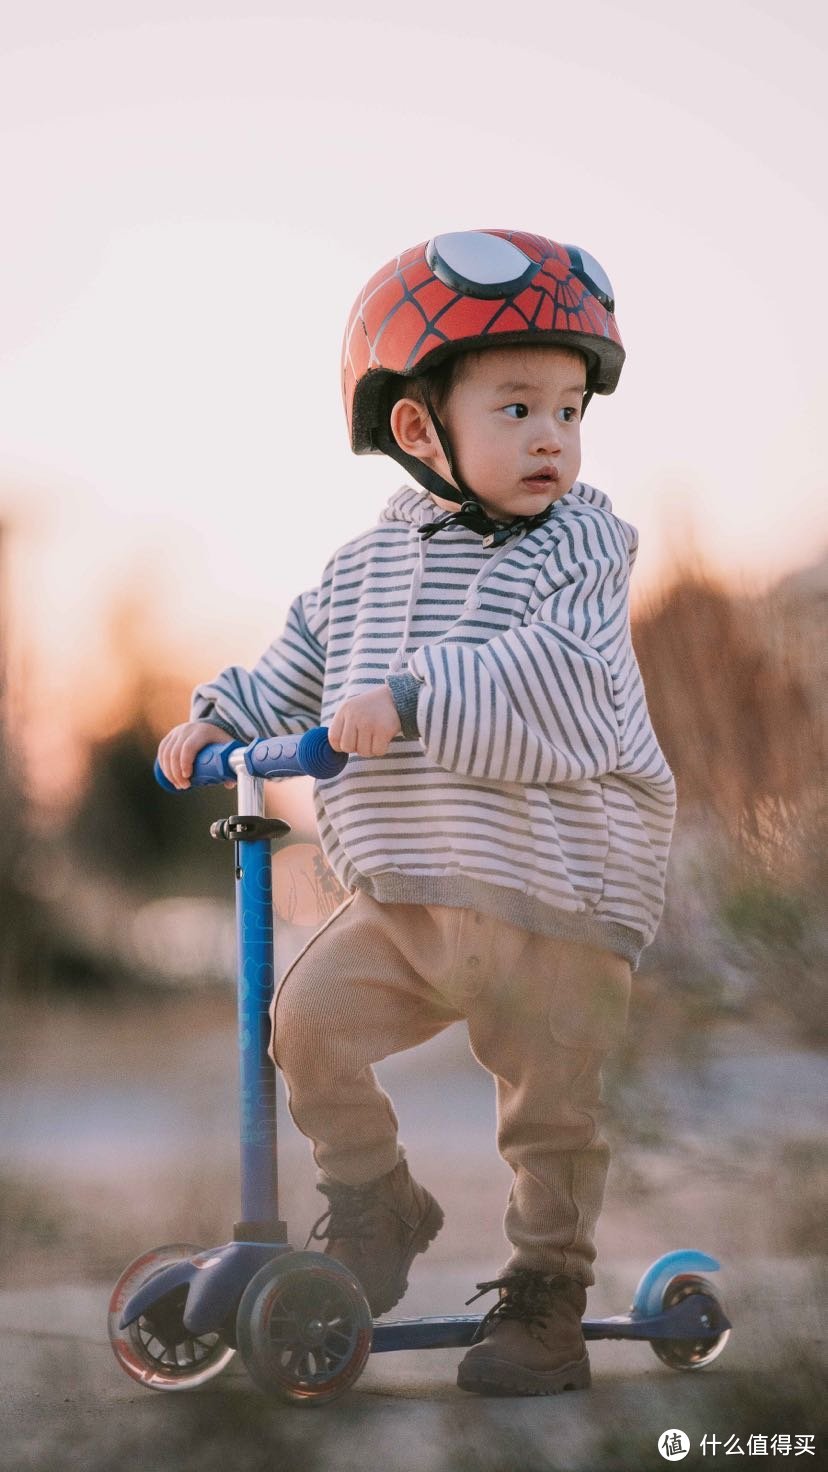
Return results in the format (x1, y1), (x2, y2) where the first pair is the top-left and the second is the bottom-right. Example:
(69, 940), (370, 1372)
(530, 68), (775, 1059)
(371, 1292), (729, 1352)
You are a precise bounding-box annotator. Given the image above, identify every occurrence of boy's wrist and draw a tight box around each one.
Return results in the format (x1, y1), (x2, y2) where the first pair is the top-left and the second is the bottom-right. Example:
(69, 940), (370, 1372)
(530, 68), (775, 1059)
(189, 711), (241, 741)
(385, 674), (421, 739)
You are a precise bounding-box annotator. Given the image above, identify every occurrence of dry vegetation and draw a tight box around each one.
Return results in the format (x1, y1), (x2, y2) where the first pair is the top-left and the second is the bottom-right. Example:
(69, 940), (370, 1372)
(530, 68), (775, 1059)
(630, 562), (825, 1046)
(2, 555), (825, 1029)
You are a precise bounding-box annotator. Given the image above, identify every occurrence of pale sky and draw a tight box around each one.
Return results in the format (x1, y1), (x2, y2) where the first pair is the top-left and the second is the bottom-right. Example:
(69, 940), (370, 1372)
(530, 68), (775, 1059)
(1, 0), (826, 770)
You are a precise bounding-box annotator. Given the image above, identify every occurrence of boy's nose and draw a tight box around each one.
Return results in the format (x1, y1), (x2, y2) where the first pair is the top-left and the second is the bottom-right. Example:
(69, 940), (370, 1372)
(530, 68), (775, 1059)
(530, 419), (563, 453)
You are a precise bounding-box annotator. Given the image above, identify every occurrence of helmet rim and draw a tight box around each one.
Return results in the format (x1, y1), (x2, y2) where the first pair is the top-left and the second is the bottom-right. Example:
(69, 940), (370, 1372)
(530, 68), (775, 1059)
(351, 328), (624, 457)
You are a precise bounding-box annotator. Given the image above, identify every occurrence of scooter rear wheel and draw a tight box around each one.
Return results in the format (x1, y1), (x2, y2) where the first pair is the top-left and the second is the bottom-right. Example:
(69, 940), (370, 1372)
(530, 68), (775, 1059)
(236, 1250), (372, 1404)
(650, 1273), (731, 1370)
(108, 1242), (237, 1390)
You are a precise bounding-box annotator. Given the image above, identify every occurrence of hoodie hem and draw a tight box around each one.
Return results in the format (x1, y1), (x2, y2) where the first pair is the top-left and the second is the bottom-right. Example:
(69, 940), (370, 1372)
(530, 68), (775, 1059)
(350, 871), (644, 967)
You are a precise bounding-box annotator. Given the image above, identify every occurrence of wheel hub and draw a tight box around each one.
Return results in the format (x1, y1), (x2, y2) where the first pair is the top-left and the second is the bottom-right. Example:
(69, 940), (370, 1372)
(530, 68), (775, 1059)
(300, 1316), (327, 1347)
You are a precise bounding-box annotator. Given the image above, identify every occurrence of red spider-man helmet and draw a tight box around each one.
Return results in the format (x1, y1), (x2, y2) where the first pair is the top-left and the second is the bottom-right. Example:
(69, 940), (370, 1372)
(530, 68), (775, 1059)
(342, 228), (625, 458)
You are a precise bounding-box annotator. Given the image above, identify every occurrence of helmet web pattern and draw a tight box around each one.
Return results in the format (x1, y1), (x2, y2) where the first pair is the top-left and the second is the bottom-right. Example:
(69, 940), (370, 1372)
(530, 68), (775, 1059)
(343, 230), (623, 451)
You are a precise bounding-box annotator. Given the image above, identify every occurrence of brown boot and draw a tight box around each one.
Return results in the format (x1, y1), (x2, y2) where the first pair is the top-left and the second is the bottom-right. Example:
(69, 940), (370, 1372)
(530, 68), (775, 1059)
(457, 1270), (591, 1395)
(305, 1159), (444, 1316)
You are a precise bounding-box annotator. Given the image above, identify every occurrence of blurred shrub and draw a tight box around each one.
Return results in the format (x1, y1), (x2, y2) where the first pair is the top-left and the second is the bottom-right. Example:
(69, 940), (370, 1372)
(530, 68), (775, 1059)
(633, 573), (823, 830)
(63, 716), (231, 896)
(722, 882), (808, 950)
(631, 564), (826, 1044)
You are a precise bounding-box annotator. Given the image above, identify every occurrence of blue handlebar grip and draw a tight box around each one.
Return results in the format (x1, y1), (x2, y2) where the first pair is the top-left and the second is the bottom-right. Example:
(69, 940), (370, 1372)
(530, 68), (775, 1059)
(297, 727), (349, 778)
(154, 760), (177, 792)
(244, 726), (348, 780)
(153, 727), (347, 790)
(153, 740), (244, 791)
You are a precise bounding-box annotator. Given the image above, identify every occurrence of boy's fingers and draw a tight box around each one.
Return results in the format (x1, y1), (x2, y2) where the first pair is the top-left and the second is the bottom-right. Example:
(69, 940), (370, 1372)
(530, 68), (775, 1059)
(169, 732), (191, 787)
(327, 712), (342, 750)
(180, 735), (201, 781)
(157, 734), (179, 785)
(332, 715), (355, 753)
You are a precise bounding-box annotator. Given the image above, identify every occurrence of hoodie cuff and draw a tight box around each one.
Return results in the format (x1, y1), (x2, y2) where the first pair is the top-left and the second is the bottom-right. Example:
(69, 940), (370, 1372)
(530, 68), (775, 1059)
(188, 708), (245, 741)
(385, 673), (421, 739)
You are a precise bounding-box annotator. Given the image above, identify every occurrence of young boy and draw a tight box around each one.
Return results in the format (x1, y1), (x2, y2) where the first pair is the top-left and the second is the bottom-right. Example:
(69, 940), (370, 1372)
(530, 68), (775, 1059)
(157, 229), (676, 1396)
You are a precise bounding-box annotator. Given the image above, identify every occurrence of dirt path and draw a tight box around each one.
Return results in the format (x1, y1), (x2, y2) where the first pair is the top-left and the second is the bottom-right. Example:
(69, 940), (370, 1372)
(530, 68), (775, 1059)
(0, 992), (825, 1468)
(0, 1258), (824, 1472)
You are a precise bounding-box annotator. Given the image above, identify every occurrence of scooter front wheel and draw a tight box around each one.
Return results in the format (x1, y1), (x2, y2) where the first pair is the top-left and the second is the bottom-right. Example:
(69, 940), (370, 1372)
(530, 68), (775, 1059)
(108, 1243), (237, 1390)
(236, 1250), (372, 1404)
(650, 1273), (731, 1370)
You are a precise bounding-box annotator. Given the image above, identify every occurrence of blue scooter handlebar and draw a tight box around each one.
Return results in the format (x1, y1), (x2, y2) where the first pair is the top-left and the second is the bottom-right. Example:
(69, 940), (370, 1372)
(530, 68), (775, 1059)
(153, 726), (348, 791)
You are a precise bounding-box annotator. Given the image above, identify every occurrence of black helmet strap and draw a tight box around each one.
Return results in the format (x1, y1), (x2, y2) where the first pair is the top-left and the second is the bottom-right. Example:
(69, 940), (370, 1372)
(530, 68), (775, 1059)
(420, 382), (474, 503)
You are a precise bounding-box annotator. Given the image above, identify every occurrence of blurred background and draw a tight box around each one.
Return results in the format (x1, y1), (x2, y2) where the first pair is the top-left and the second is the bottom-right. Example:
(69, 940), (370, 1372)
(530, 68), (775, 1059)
(0, 0), (825, 1462)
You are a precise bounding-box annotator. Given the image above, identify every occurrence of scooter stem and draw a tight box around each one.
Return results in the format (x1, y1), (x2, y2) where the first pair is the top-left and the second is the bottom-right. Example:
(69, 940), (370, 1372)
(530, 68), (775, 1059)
(228, 748), (287, 1241)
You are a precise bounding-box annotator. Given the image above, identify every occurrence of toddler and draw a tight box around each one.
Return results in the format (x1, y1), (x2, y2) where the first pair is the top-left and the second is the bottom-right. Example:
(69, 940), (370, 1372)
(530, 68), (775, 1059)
(158, 229), (676, 1396)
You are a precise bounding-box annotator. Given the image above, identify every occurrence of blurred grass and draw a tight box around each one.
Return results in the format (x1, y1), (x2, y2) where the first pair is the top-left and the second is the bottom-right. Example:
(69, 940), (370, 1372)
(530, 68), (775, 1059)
(631, 560), (826, 1049)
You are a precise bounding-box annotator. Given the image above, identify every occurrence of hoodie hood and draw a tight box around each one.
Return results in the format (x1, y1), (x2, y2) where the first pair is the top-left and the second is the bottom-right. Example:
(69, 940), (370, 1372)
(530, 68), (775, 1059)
(378, 483), (446, 529)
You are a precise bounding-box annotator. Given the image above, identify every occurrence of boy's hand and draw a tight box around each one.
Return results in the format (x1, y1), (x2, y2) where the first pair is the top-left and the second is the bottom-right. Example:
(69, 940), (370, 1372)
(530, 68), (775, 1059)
(328, 688), (401, 757)
(157, 720), (238, 789)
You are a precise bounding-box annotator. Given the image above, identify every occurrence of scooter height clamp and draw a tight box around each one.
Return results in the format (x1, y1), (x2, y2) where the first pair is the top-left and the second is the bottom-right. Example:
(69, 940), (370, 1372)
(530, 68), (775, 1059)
(210, 815), (292, 843)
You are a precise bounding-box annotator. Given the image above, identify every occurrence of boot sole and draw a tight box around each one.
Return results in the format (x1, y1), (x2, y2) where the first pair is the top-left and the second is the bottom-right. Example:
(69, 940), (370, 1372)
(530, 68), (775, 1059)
(456, 1351), (591, 1397)
(369, 1191), (445, 1317)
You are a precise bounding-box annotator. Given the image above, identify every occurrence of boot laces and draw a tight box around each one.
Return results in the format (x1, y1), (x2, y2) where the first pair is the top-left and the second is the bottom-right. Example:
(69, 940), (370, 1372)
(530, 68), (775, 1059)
(304, 1181), (377, 1250)
(466, 1269), (575, 1343)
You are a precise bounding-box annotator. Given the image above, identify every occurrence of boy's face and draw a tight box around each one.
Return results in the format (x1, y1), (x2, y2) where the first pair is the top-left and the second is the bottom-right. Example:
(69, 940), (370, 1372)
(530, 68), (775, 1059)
(397, 344), (587, 523)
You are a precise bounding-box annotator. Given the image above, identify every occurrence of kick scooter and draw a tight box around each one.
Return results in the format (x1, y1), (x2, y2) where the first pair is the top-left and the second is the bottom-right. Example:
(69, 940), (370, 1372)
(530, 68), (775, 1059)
(108, 727), (731, 1404)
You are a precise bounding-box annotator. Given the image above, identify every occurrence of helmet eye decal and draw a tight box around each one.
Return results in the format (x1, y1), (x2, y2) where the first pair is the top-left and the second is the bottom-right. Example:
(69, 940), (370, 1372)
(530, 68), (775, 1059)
(426, 231), (541, 301)
(563, 245), (615, 314)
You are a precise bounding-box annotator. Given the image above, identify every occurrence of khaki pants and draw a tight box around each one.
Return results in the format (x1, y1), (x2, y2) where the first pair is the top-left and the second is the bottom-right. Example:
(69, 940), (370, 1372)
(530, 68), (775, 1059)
(270, 892), (631, 1286)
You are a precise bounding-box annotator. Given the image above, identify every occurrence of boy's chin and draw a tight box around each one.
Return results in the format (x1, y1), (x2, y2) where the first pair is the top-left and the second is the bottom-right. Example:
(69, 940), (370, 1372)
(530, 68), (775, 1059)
(429, 484), (568, 522)
(483, 489), (563, 521)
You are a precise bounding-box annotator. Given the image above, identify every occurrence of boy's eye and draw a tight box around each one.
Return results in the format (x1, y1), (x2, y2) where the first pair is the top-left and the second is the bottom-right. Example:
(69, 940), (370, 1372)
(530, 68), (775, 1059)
(503, 403), (529, 419)
(557, 406), (579, 423)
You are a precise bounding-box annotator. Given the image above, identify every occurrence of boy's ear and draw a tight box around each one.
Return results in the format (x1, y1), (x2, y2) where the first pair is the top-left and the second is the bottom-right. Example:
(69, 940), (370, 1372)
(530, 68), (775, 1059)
(389, 397), (437, 461)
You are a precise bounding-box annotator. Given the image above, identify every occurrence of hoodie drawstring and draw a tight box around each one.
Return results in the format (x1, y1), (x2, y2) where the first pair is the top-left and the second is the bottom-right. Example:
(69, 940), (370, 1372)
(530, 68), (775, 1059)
(461, 539), (517, 611)
(388, 535), (427, 673)
(388, 528), (529, 673)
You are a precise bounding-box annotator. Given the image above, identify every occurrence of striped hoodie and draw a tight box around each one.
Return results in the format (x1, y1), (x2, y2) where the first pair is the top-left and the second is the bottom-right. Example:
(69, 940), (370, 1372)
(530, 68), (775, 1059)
(191, 482), (676, 965)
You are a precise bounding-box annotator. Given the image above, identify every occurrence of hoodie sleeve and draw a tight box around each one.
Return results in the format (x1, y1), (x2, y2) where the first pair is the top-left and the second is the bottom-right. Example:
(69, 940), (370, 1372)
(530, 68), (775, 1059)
(403, 516), (632, 784)
(189, 581), (328, 742)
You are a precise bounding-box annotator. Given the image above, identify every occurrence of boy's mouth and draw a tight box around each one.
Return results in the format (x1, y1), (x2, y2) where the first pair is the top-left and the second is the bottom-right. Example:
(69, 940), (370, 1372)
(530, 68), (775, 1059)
(522, 467), (559, 490)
